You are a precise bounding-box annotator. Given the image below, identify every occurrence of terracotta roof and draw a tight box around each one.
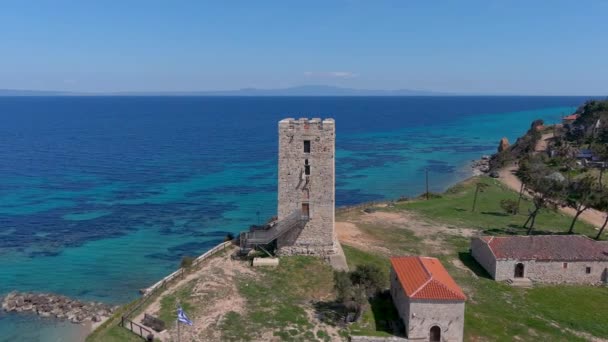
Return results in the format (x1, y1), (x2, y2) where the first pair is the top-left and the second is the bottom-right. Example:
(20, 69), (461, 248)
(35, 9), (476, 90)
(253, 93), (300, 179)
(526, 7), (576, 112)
(390, 256), (466, 301)
(563, 114), (580, 121)
(480, 235), (608, 261)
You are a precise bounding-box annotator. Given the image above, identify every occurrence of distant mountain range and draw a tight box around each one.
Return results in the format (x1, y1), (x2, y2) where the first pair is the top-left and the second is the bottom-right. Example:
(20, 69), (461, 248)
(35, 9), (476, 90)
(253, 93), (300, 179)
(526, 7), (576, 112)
(0, 85), (451, 96)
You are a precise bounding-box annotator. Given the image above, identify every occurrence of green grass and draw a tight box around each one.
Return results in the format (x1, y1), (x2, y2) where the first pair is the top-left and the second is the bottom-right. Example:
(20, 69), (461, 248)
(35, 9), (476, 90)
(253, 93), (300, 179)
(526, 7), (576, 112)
(339, 177), (608, 340)
(86, 298), (153, 342)
(157, 281), (196, 329)
(220, 256), (337, 341)
(395, 176), (599, 238)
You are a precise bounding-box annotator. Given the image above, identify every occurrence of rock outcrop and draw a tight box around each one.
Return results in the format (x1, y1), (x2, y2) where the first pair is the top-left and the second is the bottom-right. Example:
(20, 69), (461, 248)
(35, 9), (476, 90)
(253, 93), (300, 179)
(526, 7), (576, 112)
(471, 155), (491, 174)
(498, 137), (510, 152)
(1, 291), (116, 324)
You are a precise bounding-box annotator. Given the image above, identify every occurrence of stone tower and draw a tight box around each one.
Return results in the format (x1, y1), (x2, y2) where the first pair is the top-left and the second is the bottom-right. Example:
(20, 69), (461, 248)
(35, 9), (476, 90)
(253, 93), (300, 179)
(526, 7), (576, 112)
(276, 118), (336, 256)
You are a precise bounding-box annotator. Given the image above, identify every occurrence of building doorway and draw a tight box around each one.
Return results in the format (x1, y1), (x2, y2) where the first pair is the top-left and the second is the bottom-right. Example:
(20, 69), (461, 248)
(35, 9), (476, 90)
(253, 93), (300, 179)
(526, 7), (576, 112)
(430, 326), (441, 342)
(514, 263), (525, 278)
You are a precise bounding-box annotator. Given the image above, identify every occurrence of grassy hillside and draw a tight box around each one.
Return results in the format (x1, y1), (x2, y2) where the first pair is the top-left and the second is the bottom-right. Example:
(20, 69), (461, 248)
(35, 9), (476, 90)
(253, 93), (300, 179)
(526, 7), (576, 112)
(337, 176), (608, 341)
(89, 176), (607, 341)
(399, 177), (599, 238)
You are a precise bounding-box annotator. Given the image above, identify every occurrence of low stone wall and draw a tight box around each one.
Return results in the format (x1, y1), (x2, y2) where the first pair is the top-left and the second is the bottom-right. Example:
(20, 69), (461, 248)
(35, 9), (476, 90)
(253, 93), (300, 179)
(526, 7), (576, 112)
(1, 291), (116, 324)
(350, 336), (408, 342)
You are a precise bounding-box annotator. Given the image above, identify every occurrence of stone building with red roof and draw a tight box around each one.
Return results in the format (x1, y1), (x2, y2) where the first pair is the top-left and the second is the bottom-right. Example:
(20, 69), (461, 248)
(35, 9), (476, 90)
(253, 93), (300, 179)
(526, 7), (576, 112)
(471, 235), (608, 284)
(390, 256), (466, 342)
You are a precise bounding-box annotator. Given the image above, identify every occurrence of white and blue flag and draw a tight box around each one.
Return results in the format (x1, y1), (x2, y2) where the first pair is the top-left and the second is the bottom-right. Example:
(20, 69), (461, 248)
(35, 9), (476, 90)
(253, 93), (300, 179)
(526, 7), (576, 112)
(177, 306), (193, 326)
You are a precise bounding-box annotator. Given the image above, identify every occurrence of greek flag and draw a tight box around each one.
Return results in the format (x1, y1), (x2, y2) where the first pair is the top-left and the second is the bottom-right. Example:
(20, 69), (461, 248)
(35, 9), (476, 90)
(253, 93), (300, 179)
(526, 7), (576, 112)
(177, 306), (193, 326)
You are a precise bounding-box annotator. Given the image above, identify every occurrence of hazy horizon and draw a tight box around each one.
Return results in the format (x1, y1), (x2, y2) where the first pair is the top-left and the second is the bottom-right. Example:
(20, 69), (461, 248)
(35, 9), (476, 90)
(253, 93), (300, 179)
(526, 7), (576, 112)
(1, 1), (607, 95)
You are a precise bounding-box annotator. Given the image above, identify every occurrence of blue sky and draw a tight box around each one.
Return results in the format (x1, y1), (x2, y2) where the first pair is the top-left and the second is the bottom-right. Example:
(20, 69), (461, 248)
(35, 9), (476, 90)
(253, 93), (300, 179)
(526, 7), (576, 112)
(1, 1), (607, 95)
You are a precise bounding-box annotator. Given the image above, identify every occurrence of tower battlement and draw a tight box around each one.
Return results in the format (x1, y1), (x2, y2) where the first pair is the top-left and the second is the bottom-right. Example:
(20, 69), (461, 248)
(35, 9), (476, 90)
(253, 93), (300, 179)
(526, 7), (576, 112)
(276, 117), (336, 256)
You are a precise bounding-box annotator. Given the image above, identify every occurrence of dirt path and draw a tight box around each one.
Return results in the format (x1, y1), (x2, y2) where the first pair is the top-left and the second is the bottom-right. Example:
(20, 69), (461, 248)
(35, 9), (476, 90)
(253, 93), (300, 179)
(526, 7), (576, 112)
(336, 209), (476, 258)
(133, 247), (255, 341)
(498, 132), (607, 230)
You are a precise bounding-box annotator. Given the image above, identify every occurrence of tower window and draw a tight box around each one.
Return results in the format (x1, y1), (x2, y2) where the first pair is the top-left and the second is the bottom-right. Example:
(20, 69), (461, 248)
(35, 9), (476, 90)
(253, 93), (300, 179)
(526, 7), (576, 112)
(563, 263), (568, 269)
(304, 140), (311, 153)
(301, 203), (310, 218)
(304, 159), (310, 175)
(586, 267), (591, 274)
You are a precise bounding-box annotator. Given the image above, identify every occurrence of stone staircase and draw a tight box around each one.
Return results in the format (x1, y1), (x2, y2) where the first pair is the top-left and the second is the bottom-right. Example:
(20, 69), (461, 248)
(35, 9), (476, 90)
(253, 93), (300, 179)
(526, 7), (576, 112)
(506, 278), (533, 288)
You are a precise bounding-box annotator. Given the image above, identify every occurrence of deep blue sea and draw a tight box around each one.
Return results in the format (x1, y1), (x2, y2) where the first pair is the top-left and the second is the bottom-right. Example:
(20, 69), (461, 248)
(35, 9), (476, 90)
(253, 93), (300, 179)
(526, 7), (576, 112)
(0, 96), (590, 341)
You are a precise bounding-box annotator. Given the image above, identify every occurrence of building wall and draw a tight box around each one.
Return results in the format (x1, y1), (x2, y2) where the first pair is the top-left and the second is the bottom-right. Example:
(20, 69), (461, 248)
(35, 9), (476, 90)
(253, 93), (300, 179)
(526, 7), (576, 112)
(276, 118), (336, 256)
(407, 301), (465, 342)
(470, 238), (497, 279)
(390, 269), (465, 342)
(390, 268), (410, 330)
(494, 259), (608, 284)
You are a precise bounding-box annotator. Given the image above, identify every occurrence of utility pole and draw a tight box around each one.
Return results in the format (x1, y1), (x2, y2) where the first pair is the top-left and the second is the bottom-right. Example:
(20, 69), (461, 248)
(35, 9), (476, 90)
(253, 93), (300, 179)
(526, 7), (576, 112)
(425, 168), (429, 200)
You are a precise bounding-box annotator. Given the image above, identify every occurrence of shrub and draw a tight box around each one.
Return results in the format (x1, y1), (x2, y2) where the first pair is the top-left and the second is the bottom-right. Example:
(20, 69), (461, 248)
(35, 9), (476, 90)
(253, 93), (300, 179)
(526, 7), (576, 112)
(180, 256), (195, 269)
(334, 271), (354, 303)
(500, 199), (519, 215)
(225, 232), (235, 242)
(350, 264), (385, 297)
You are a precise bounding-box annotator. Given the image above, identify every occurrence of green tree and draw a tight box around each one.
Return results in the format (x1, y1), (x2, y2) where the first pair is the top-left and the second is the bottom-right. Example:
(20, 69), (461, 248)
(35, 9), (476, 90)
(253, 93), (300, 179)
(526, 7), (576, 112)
(471, 182), (489, 212)
(593, 189), (608, 240)
(350, 264), (385, 297)
(333, 271), (354, 303)
(523, 176), (566, 235)
(566, 175), (598, 234)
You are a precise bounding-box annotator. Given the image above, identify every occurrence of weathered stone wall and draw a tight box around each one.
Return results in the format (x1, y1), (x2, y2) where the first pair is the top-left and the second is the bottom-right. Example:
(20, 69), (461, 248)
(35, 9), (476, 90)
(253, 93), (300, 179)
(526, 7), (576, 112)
(470, 237), (497, 279)
(390, 268), (465, 342)
(407, 300), (465, 342)
(494, 259), (608, 284)
(277, 118), (336, 256)
(390, 268), (410, 330)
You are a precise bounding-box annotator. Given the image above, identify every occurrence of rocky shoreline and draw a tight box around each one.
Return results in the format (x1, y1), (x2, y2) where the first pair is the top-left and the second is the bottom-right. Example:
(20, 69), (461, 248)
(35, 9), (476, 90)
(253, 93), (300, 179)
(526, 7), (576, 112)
(471, 155), (491, 175)
(1, 291), (117, 324)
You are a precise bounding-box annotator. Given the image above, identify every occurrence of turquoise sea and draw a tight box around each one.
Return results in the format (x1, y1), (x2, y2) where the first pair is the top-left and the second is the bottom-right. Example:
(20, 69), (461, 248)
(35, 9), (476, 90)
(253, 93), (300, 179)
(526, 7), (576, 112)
(0, 96), (588, 341)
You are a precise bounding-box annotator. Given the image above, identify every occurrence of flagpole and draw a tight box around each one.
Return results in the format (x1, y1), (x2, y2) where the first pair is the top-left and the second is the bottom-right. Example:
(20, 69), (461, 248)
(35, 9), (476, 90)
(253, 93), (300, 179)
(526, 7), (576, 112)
(176, 299), (181, 342)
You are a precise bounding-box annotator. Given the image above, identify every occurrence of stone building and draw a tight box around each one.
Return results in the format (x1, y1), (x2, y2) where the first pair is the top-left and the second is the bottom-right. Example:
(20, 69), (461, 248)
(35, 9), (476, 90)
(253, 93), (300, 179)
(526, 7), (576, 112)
(471, 235), (608, 284)
(276, 118), (336, 256)
(390, 256), (466, 342)
(240, 118), (337, 257)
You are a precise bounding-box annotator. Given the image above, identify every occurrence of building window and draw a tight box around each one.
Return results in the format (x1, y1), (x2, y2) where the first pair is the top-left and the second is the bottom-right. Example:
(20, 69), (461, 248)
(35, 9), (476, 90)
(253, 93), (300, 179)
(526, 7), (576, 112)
(563, 263), (568, 269)
(301, 203), (310, 218)
(586, 267), (591, 274)
(304, 159), (310, 175)
(303, 140), (311, 153)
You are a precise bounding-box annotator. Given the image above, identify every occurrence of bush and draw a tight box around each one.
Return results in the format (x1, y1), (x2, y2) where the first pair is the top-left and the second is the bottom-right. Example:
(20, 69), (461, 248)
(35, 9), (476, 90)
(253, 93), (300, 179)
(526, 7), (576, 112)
(180, 256), (195, 269)
(334, 271), (354, 303)
(350, 264), (385, 297)
(500, 199), (519, 215)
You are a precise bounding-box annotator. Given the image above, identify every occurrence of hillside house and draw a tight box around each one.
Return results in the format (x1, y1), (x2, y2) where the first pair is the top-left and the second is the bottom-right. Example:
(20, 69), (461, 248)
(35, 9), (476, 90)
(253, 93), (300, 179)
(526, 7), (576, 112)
(471, 235), (608, 284)
(390, 256), (466, 342)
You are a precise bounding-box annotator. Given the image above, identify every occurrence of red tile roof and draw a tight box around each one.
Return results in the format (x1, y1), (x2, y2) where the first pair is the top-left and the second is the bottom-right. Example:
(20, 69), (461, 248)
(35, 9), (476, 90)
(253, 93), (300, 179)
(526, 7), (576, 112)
(563, 114), (580, 121)
(480, 235), (608, 261)
(390, 256), (466, 301)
